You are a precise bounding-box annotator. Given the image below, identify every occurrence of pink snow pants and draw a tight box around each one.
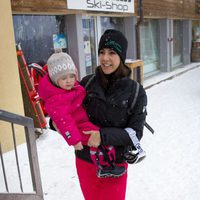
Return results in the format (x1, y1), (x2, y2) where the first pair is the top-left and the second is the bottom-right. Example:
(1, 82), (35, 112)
(76, 157), (128, 200)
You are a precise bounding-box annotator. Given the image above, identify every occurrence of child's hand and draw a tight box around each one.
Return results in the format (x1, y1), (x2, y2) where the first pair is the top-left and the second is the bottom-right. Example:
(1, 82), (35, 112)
(74, 141), (83, 150)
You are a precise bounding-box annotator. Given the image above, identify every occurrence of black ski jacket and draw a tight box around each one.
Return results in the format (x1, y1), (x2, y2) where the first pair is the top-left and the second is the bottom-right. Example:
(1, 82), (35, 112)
(75, 67), (147, 163)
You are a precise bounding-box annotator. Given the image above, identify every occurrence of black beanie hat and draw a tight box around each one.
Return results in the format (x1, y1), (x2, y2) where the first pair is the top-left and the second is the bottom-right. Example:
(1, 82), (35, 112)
(98, 29), (128, 63)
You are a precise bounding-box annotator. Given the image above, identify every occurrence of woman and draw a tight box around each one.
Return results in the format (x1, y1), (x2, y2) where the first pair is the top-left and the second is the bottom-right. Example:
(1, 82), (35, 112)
(75, 29), (147, 200)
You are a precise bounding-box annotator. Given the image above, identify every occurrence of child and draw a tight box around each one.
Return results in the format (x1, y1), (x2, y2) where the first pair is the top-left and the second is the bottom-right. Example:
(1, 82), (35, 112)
(38, 50), (129, 178)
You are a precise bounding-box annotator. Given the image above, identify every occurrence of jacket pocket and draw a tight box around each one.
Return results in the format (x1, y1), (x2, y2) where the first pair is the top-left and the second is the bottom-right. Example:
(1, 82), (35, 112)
(106, 100), (129, 127)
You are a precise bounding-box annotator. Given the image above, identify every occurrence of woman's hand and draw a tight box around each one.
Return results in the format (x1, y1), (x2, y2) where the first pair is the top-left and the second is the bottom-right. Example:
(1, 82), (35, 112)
(83, 130), (101, 148)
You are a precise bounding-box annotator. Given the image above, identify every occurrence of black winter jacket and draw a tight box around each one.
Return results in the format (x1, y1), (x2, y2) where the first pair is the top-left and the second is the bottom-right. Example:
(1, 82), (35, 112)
(75, 67), (147, 163)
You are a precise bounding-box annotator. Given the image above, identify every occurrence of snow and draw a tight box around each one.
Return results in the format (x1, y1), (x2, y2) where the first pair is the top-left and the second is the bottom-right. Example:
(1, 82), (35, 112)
(1, 64), (200, 200)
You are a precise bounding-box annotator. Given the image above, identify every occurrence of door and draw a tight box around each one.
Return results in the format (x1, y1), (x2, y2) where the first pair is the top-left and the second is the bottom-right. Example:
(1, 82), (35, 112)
(82, 16), (97, 74)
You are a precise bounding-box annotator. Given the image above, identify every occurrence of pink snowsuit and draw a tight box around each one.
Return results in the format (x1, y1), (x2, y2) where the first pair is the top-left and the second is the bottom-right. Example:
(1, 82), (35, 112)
(38, 74), (98, 146)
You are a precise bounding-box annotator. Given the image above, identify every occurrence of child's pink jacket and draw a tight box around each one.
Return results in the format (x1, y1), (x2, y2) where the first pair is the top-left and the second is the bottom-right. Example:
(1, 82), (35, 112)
(38, 74), (98, 146)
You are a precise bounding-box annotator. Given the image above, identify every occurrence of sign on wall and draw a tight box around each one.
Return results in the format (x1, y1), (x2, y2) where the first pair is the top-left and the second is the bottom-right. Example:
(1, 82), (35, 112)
(67, 0), (134, 13)
(53, 34), (67, 49)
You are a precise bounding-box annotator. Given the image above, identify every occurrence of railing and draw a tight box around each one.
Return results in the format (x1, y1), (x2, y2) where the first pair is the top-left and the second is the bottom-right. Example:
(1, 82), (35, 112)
(0, 109), (43, 200)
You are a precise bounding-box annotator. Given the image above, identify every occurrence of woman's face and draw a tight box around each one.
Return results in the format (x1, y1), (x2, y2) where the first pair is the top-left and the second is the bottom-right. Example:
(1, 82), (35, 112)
(99, 48), (120, 74)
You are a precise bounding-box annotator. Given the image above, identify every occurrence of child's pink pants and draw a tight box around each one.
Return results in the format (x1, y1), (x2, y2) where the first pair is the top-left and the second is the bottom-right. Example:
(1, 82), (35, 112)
(76, 157), (128, 200)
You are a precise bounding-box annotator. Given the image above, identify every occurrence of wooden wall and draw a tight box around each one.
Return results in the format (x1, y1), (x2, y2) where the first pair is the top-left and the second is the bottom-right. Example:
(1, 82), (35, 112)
(1, 0), (26, 153)
(11, 0), (200, 19)
(141, 0), (199, 19)
(11, 0), (74, 14)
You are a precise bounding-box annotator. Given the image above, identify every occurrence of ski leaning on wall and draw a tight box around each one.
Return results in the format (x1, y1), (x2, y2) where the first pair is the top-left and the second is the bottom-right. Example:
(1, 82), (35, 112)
(16, 44), (47, 129)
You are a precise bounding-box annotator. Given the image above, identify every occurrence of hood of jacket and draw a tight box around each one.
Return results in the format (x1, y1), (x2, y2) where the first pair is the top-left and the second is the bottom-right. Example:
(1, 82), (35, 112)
(38, 74), (81, 101)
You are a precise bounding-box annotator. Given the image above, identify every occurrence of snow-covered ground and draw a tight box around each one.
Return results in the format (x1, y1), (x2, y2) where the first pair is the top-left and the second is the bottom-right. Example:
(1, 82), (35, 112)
(1, 64), (200, 200)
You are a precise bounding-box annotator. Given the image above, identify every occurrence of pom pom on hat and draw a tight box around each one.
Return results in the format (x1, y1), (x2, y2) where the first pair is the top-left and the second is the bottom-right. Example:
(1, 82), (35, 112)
(98, 29), (128, 63)
(47, 50), (77, 85)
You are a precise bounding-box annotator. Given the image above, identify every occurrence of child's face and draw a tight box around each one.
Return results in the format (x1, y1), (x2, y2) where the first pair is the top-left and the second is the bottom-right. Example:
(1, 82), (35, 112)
(57, 74), (76, 90)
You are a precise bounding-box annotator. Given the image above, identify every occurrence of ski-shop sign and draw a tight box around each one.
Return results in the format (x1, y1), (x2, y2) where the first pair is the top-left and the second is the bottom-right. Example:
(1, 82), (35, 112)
(67, 0), (134, 13)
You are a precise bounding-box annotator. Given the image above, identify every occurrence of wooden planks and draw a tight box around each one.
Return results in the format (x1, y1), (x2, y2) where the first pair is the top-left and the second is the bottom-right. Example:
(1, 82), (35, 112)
(11, 0), (70, 14)
(11, 0), (200, 19)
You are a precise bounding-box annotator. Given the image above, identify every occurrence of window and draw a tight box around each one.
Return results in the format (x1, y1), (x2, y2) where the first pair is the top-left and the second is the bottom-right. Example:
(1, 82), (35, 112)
(140, 19), (160, 75)
(13, 15), (67, 65)
(173, 20), (183, 67)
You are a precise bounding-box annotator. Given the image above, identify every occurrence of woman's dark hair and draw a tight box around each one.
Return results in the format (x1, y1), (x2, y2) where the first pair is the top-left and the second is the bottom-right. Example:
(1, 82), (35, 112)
(99, 60), (130, 90)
